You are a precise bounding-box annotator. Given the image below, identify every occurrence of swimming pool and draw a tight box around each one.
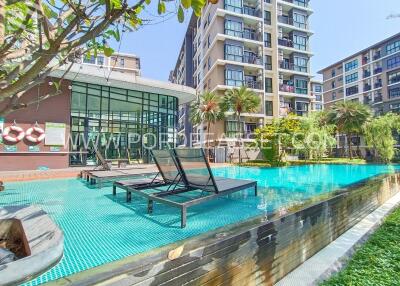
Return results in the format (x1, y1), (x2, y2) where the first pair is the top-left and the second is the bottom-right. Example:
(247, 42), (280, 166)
(1, 164), (399, 285)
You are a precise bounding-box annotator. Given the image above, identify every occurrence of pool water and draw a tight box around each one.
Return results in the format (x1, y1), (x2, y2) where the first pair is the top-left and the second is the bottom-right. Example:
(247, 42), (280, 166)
(1, 164), (399, 285)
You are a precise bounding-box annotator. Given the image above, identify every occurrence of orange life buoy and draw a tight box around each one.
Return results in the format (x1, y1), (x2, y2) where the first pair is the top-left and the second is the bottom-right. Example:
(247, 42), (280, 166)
(25, 126), (45, 143)
(2, 125), (25, 143)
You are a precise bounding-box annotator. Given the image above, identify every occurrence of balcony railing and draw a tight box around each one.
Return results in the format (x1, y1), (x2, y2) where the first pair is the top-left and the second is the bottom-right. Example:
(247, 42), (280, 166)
(244, 79), (262, 89)
(281, 0), (309, 8)
(373, 52), (381, 60)
(374, 95), (383, 103)
(243, 54), (263, 65)
(278, 16), (308, 29)
(280, 62), (308, 73)
(374, 67), (383, 74)
(224, 29), (261, 42)
(364, 85), (372, 92)
(280, 84), (295, 93)
(224, 4), (262, 18)
(243, 5), (261, 17)
(278, 38), (294, 48)
(363, 70), (371, 78)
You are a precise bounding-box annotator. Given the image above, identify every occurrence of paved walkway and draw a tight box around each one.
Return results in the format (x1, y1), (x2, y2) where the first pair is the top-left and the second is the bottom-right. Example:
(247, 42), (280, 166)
(0, 163), (231, 182)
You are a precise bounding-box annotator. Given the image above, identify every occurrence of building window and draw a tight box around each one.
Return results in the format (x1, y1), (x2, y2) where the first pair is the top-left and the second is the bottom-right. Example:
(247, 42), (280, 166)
(224, 0), (242, 13)
(207, 57), (211, 70)
(315, 103), (322, 110)
(97, 56), (104, 66)
(315, 94), (322, 101)
(225, 20), (243, 38)
(345, 72), (358, 84)
(207, 35), (211, 48)
(120, 58), (125, 67)
(265, 77), (273, 93)
(389, 87), (400, 99)
(345, 59), (358, 72)
(265, 101), (273, 116)
(264, 55), (272, 70)
(293, 56), (308, 73)
(386, 40), (400, 55)
(314, 84), (322, 92)
(387, 56), (400, 70)
(224, 44), (243, 62)
(264, 11), (271, 25)
(346, 85), (359, 96)
(83, 55), (96, 64)
(295, 79), (308, 94)
(388, 70), (400, 85)
(332, 92), (336, 100)
(331, 81), (336, 89)
(293, 34), (307, 51)
(293, 12), (307, 29)
(264, 32), (272, 48)
(331, 69), (336, 77)
(225, 69), (244, 86)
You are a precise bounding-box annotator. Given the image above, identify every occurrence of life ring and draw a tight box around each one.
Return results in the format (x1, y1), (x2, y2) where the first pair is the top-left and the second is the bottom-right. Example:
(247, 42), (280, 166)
(25, 126), (45, 143)
(2, 125), (25, 143)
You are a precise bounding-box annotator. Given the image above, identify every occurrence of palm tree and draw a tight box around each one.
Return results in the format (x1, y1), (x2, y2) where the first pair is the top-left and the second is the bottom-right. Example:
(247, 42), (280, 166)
(190, 92), (224, 154)
(221, 86), (261, 162)
(327, 101), (372, 159)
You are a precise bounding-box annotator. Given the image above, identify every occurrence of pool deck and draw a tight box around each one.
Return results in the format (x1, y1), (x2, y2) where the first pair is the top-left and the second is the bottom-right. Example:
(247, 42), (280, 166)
(0, 163), (231, 182)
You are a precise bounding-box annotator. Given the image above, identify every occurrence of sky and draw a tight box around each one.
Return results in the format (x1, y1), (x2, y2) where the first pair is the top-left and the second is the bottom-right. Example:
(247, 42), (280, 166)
(116, 0), (400, 82)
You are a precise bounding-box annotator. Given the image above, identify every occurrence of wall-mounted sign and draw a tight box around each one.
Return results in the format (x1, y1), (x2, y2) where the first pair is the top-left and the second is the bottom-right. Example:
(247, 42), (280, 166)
(28, 146), (40, 152)
(4, 145), (17, 152)
(0, 117), (4, 144)
(45, 122), (66, 146)
(50, 146), (61, 152)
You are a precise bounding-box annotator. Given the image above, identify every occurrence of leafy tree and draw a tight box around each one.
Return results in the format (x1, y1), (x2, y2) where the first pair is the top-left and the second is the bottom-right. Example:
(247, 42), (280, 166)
(0, 0), (207, 116)
(294, 113), (336, 160)
(327, 101), (372, 159)
(254, 114), (301, 165)
(220, 86), (260, 162)
(190, 91), (224, 152)
(364, 113), (400, 163)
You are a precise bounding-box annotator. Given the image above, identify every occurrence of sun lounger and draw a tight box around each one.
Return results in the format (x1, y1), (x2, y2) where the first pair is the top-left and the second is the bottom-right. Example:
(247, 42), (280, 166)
(113, 150), (184, 202)
(124, 148), (257, 228)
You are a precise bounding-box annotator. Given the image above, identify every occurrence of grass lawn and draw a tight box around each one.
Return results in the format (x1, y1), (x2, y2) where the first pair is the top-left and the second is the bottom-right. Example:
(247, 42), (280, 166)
(320, 206), (400, 286)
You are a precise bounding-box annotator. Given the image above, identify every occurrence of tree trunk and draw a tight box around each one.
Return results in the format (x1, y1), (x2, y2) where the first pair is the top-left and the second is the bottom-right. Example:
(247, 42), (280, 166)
(206, 122), (210, 162)
(0, 0), (5, 46)
(237, 114), (241, 163)
(347, 133), (353, 159)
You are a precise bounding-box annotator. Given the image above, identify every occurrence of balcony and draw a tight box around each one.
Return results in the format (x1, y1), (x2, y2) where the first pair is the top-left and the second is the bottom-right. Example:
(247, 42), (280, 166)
(374, 95), (383, 103)
(280, 84), (295, 93)
(224, 29), (261, 42)
(278, 15), (308, 29)
(224, 3), (262, 18)
(243, 5), (261, 17)
(373, 52), (381, 60)
(362, 56), (369, 65)
(280, 62), (308, 73)
(363, 70), (371, 78)
(281, 0), (309, 8)
(363, 97), (372, 104)
(278, 38), (294, 48)
(243, 53), (263, 65)
(364, 84), (372, 92)
(374, 82), (382, 89)
(244, 79), (262, 89)
(374, 67), (383, 74)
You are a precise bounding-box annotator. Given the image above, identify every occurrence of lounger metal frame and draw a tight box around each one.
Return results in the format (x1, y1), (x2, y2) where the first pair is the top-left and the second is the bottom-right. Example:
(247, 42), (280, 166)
(122, 148), (257, 228)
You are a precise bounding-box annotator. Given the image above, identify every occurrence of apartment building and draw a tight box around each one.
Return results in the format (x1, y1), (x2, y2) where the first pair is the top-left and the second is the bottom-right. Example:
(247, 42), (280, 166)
(311, 79), (323, 111)
(81, 52), (141, 76)
(170, 16), (197, 146)
(319, 32), (400, 115)
(171, 0), (315, 146)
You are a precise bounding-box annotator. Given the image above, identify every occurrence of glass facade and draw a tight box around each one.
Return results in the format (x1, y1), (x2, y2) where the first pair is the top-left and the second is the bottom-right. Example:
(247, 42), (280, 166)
(70, 82), (178, 165)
